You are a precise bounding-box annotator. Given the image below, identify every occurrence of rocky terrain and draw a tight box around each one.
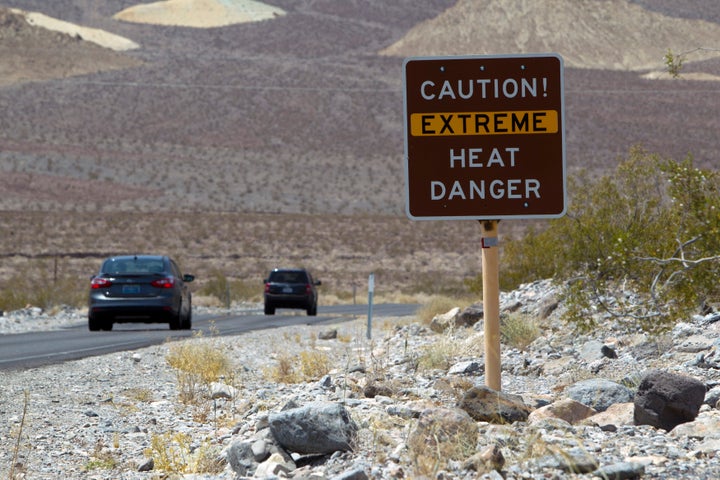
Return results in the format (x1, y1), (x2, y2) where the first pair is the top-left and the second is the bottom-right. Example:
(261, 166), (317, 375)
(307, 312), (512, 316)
(4, 280), (720, 479)
(1, 3), (720, 478)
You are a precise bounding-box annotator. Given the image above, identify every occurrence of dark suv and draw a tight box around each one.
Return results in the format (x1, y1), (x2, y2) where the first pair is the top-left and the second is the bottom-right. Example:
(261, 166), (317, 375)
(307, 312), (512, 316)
(263, 268), (320, 316)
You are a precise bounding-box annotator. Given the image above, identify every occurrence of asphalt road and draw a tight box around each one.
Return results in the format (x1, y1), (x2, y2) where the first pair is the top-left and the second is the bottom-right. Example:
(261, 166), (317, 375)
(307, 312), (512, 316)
(0, 304), (418, 371)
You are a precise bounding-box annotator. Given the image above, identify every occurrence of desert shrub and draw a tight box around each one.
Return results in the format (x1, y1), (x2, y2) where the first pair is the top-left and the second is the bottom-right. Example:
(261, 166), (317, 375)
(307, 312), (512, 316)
(494, 146), (720, 332)
(146, 432), (223, 474)
(265, 350), (331, 383)
(417, 331), (484, 372)
(165, 337), (233, 404)
(501, 313), (540, 351)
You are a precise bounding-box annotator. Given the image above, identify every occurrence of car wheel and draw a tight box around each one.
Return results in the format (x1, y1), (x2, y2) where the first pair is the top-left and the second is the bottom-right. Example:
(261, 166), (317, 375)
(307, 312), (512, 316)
(169, 312), (181, 330)
(307, 303), (317, 316)
(181, 303), (192, 330)
(88, 316), (102, 331)
(101, 321), (113, 331)
(264, 303), (275, 315)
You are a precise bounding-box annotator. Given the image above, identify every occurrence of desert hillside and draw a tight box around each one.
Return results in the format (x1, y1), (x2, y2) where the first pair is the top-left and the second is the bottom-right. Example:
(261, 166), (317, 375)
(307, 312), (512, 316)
(382, 0), (720, 75)
(0, 0), (718, 215)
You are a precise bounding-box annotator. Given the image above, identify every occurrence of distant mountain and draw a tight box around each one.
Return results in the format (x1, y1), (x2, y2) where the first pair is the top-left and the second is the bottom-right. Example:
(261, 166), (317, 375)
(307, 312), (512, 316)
(0, 0), (717, 215)
(382, 0), (720, 75)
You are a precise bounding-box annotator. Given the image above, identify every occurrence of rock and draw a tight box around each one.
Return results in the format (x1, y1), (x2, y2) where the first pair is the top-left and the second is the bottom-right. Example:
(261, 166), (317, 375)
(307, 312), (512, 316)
(592, 461), (646, 480)
(634, 369), (706, 431)
(462, 444), (505, 473)
(457, 303), (484, 327)
(458, 385), (531, 423)
(225, 428), (293, 477)
(363, 381), (394, 398)
(210, 381), (237, 400)
(269, 401), (358, 454)
(585, 402), (635, 430)
(534, 447), (599, 473)
(254, 452), (296, 477)
(448, 360), (482, 375)
(566, 378), (634, 412)
(429, 307), (461, 333)
(670, 410), (720, 439)
(319, 328), (338, 340)
(580, 340), (608, 362)
(528, 398), (597, 425)
(331, 467), (370, 480)
(137, 457), (153, 472)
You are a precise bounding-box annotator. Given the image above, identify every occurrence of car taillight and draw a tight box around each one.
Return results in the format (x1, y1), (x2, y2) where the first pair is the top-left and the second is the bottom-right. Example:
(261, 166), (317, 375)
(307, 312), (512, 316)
(264, 283), (271, 293)
(151, 277), (175, 288)
(305, 284), (312, 294)
(91, 278), (112, 289)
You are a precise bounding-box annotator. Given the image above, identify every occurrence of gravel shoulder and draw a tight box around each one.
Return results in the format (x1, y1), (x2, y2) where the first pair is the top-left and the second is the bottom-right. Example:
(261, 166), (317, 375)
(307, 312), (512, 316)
(4, 283), (720, 479)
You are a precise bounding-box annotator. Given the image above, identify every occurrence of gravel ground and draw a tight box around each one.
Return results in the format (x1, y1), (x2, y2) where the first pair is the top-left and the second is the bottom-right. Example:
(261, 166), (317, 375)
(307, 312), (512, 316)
(4, 282), (720, 479)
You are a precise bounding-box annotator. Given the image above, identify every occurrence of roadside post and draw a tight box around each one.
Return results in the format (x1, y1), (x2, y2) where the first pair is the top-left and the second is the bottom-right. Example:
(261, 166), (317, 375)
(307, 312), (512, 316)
(403, 54), (566, 391)
(367, 272), (375, 339)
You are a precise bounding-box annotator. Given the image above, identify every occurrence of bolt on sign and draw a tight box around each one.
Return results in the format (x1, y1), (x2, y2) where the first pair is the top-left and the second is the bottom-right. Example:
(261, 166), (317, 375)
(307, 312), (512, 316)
(403, 54), (566, 220)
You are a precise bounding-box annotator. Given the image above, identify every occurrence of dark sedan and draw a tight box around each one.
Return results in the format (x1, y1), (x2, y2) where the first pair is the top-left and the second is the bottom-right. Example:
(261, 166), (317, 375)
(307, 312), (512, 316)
(264, 268), (320, 316)
(88, 255), (194, 331)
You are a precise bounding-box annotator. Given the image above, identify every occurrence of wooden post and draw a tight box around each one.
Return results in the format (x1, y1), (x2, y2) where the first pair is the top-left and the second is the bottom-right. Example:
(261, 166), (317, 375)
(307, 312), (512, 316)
(481, 220), (501, 391)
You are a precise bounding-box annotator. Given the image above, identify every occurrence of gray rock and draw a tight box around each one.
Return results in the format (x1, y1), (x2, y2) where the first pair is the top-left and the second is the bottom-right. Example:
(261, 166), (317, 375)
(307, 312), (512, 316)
(565, 378), (634, 412)
(269, 401), (358, 454)
(331, 467), (369, 480)
(592, 461), (645, 480)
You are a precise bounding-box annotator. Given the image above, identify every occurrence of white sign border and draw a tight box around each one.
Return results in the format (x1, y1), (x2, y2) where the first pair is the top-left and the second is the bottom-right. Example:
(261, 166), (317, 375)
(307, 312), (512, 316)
(403, 52), (567, 221)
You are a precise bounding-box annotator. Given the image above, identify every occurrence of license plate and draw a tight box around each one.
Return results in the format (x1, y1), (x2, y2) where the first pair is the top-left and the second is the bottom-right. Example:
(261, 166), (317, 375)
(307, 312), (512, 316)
(122, 285), (141, 294)
(283, 287), (293, 293)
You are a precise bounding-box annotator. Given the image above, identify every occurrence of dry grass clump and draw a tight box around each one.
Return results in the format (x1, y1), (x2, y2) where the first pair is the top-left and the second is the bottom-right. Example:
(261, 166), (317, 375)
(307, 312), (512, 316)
(165, 336), (234, 404)
(417, 330), (484, 372)
(416, 295), (471, 325)
(501, 313), (541, 351)
(146, 432), (224, 475)
(265, 350), (332, 384)
(407, 408), (478, 477)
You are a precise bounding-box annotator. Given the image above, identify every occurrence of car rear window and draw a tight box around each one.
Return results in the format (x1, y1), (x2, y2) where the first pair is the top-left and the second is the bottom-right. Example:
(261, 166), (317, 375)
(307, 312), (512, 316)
(269, 271), (308, 283)
(103, 258), (165, 275)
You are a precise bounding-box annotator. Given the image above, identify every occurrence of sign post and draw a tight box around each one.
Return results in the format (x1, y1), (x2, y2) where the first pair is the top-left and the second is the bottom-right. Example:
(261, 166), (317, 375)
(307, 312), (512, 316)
(403, 54), (565, 391)
(367, 272), (375, 339)
(481, 220), (501, 390)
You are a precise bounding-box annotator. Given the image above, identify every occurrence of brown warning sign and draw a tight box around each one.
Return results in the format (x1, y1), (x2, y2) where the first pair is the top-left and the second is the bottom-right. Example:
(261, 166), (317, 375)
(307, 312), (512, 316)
(403, 54), (566, 220)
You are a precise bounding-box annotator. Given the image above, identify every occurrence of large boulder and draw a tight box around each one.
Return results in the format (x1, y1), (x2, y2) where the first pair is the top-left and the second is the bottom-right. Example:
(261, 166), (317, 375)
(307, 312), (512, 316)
(269, 401), (358, 454)
(634, 369), (706, 431)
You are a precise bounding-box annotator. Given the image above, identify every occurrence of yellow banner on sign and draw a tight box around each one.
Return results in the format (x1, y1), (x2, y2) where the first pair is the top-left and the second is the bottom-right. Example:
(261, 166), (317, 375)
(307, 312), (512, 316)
(410, 110), (558, 136)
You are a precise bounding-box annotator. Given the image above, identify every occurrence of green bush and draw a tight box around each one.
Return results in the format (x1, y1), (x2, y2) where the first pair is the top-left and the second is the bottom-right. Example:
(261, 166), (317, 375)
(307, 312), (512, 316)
(493, 146), (720, 332)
